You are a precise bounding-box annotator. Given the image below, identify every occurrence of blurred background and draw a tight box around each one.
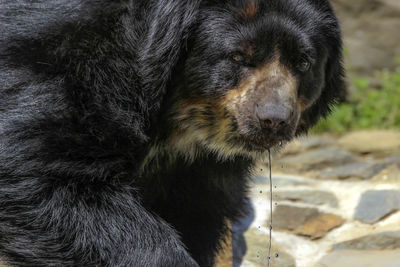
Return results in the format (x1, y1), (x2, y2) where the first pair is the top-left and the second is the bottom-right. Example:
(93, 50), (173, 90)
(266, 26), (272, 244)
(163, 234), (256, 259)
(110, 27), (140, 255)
(237, 1), (400, 266)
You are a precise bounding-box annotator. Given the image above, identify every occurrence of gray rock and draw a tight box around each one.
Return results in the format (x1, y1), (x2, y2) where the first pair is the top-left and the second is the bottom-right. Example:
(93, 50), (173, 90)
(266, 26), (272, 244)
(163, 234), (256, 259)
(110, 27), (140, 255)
(383, 156), (400, 166)
(354, 190), (400, 224)
(273, 205), (319, 231)
(252, 175), (309, 186)
(275, 190), (338, 207)
(333, 231), (400, 250)
(318, 162), (387, 180)
(252, 175), (270, 184)
(316, 249), (400, 267)
(277, 148), (357, 172)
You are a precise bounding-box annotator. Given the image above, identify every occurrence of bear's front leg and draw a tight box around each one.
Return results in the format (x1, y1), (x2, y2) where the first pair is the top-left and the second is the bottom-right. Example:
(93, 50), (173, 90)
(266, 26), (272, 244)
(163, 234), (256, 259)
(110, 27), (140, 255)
(0, 179), (198, 267)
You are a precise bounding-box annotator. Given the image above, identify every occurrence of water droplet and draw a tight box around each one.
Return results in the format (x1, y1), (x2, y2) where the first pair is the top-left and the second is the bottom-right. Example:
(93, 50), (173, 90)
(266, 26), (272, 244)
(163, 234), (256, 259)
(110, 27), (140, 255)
(275, 253), (279, 258)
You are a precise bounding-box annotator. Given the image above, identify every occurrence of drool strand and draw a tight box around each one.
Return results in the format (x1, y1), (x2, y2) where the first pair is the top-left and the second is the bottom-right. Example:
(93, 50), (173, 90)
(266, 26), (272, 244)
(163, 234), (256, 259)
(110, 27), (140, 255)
(267, 149), (273, 267)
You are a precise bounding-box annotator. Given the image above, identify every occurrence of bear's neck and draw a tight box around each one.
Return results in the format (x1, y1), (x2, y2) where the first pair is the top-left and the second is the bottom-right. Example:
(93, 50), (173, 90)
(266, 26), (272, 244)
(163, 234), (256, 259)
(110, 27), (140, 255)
(136, 140), (254, 210)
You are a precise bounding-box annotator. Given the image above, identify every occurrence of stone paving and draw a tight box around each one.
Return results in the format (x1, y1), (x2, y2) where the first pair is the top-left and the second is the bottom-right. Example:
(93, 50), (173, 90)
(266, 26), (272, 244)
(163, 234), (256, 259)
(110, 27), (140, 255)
(242, 130), (400, 267)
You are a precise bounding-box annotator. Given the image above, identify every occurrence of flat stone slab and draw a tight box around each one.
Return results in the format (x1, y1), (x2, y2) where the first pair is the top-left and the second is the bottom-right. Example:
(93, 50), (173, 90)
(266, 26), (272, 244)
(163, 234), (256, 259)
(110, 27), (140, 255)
(316, 249), (400, 267)
(294, 213), (344, 240)
(272, 205), (344, 239)
(275, 190), (338, 207)
(354, 190), (400, 224)
(272, 177), (310, 186)
(318, 162), (387, 180)
(273, 205), (319, 231)
(243, 229), (295, 267)
(333, 231), (400, 250)
(277, 148), (357, 172)
(281, 136), (335, 155)
(338, 130), (400, 156)
(372, 164), (400, 182)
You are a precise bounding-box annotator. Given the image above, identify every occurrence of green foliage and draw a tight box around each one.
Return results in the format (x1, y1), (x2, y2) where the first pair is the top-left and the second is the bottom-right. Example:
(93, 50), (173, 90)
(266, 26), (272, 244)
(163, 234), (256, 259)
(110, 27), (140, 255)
(313, 61), (400, 134)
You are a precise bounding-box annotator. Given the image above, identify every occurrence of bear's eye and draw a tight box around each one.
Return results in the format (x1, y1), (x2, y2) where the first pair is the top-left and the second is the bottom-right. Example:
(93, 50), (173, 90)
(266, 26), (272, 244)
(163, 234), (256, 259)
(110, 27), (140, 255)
(230, 53), (245, 64)
(297, 60), (311, 73)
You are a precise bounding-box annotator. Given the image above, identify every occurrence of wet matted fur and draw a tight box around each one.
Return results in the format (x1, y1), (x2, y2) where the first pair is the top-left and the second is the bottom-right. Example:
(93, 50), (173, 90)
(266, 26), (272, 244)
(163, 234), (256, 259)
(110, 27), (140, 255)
(0, 0), (344, 266)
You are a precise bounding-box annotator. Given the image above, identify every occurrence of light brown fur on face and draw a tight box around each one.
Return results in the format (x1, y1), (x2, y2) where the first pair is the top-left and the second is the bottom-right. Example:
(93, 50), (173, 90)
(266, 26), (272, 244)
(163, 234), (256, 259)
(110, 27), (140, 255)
(168, 52), (301, 160)
(221, 52), (299, 136)
(222, 54), (298, 110)
(168, 97), (252, 161)
(240, 0), (258, 20)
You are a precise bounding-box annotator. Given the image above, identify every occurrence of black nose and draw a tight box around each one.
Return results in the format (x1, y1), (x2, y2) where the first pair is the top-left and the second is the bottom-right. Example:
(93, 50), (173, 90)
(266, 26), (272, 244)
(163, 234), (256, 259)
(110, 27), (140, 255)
(255, 103), (292, 130)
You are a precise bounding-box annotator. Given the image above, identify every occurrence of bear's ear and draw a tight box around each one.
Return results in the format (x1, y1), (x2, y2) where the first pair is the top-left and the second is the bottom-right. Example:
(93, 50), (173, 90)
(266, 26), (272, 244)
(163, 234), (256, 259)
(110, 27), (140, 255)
(312, 1), (347, 115)
(296, 21), (346, 134)
(136, 0), (201, 126)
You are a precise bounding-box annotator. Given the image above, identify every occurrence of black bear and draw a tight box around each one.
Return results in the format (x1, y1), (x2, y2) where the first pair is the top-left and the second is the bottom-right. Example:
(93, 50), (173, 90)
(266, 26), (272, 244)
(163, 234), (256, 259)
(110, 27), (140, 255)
(0, 0), (344, 266)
